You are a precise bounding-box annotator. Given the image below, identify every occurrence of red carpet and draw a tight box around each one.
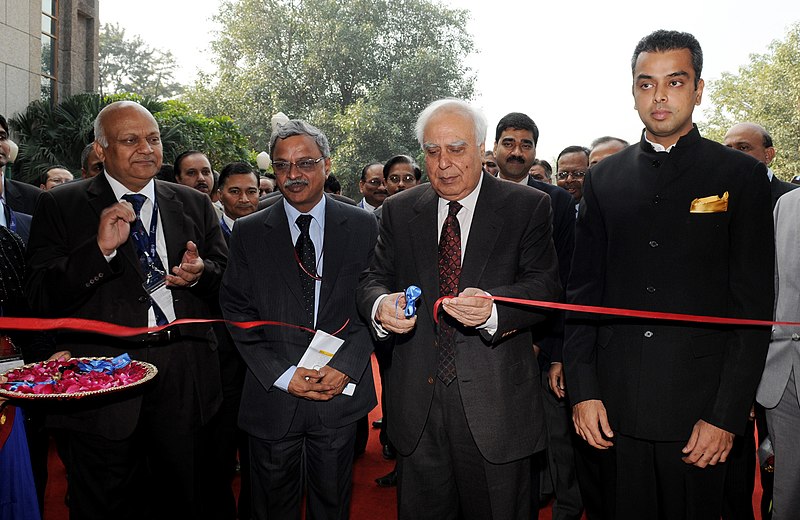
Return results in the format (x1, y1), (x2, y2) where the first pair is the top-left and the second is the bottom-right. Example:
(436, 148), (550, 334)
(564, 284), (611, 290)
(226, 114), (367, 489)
(41, 356), (764, 519)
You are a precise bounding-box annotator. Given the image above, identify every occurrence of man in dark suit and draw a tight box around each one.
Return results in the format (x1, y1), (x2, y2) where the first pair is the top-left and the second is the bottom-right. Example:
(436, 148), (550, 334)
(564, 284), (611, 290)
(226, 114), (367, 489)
(25, 101), (228, 520)
(722, 121), (795, 520)
(493, 111), (581, 519)
(0, 115), (40, 241)
(564, 30), (774, 518)
(357, 99), (560, 520)
(209, 161), (260, 519)
(724, 122), (798, 209)
(220, 120), (377, 520)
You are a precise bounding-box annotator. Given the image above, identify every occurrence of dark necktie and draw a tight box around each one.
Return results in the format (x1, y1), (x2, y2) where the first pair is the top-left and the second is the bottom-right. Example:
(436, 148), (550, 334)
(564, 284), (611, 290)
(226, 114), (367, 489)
(122, 194), (169, 326)
(437, 201), (462, 385)
(295, 214), (316, 330)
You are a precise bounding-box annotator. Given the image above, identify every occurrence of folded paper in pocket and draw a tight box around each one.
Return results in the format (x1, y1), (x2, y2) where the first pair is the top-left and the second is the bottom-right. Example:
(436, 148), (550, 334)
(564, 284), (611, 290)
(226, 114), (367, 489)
(689, 191), (728, 213)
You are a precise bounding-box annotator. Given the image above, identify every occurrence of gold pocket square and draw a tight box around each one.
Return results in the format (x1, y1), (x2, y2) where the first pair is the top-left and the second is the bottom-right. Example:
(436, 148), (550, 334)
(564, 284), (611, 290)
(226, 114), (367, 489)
(689, 191), (728, 213)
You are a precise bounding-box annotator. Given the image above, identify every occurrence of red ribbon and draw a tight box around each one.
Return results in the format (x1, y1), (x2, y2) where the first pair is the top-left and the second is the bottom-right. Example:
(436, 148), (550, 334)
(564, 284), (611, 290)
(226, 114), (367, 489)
(0, 317), (350, 338)
(433, 295), (800, 327)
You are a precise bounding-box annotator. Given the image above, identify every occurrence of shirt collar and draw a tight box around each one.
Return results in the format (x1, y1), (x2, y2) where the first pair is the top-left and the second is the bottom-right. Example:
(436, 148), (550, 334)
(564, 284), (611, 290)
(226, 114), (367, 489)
(644, 132), (677, 153)
(360, 198), (377, 212)
(283, 193), (327, 229)
(105, 171), (156, 203)
(438, 172), (484, 214)
(766, 166), (774, 182)
(498, 174), (530, 186)
(222, 213), (236, 230)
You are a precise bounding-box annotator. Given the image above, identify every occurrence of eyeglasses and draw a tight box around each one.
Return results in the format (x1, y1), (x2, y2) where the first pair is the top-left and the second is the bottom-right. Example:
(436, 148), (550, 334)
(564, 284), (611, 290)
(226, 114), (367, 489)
(556, 170), (588, 180)
(484, 161), (497, 168)
(387, 174), (416, 185)
(272, 157), (324, 175)
(363, 178), (385, 187)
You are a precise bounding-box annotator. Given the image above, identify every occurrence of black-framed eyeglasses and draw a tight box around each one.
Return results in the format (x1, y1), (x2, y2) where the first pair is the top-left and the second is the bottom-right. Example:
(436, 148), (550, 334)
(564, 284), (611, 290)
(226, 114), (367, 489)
(387, 174), (416, 184)
(556, 170), (588, 180)
(484, 161), (497, 168)
(272, 157), (324, 175)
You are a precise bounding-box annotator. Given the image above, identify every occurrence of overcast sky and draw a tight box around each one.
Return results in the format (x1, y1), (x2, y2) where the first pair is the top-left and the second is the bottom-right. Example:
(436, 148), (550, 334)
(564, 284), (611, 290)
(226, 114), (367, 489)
(100, 0), (800, 162)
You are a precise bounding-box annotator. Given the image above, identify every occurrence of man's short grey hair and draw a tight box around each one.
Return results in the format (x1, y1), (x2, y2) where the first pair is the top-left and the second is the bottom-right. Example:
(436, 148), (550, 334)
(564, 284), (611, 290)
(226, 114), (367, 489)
(590, 136), (629, 150)
(93, 100), (153, 148)
(269, 119), (330, 158)
(415, 99), (487, 147)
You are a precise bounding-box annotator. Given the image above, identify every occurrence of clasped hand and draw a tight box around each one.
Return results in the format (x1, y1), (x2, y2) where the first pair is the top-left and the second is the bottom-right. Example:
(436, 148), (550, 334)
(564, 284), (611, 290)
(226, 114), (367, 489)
(287, 366), (350, 401)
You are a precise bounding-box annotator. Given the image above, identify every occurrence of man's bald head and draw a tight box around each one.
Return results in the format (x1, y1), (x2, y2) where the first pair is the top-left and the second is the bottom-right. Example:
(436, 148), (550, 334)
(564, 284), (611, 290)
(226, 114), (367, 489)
(94, 101), (158, 147)
(723, 122), (775, 166)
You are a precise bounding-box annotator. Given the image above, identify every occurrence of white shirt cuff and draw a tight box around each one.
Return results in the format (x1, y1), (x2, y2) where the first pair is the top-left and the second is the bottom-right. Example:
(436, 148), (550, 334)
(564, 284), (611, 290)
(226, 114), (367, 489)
(476, 300), (498, 336)
(274, 365), (297, 392)
(371, 294), (390, 338)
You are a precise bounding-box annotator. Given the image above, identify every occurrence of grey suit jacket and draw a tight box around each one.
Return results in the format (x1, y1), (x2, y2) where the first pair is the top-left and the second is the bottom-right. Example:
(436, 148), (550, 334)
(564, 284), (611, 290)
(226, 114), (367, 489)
(757, 188), (800, 408)
(357, 173), (561, 463)
(220, 195), (378, 440)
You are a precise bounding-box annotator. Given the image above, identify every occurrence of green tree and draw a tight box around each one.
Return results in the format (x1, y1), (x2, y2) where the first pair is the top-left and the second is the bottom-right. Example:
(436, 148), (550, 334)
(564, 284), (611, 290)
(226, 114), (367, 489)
(702, 23), (800, 180)
(9, 94), (252, 183)
(100, 23), (184, 99)
(183, 0), (474, 197)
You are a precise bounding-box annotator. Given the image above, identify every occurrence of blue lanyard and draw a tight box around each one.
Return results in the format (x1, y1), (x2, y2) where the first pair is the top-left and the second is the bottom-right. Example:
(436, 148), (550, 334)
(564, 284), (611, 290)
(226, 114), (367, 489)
(220, 216), (232, 237)
(129, 199), (160, 269)
(7, 207), (16, 233)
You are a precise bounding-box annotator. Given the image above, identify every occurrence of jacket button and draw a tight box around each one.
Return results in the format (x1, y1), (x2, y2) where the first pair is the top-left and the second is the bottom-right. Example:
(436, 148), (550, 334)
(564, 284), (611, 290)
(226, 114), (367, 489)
(652, 160), (661, 168)
(646, 286), (656, 293)
(644, 331), (654, 338)
(792, 334), (800, 341)
(138, 296), (148, 303)
(649, 240), (659, 248)
(427, 376), (434, 384)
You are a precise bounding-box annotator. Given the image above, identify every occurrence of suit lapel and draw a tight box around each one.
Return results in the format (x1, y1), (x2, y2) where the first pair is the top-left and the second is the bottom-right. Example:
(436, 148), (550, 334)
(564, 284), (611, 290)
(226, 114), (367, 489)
(409, 186), (440, 319)
(318, 196), (346, 321)
(460, 175), (502, 288)
(263, 203), (306, 310)
(87, 175), (144, 281)
(155, 181), (185, 268)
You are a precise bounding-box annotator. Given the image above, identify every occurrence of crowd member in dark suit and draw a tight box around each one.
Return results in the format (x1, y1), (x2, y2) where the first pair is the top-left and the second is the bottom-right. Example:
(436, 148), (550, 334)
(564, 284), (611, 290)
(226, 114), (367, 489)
(722, 121), (797, 520)
(0, 115), (42, 218)
(207, 162), (260, 519)
(493, 111), (581, 519)
(564, 30), (774, 519)
(357, 99), (560, 520)
(555, 146), (590, 209)
(220, 119), (378, 520)
(357, 162), (388, 211)
(529, 159), (552, 184)
(724, 122), (797, 209)
(588, 136), (629, 167)
(25, 100), (228, 520)
(372, 154), (422, 488)
(80, 142), (104, 179)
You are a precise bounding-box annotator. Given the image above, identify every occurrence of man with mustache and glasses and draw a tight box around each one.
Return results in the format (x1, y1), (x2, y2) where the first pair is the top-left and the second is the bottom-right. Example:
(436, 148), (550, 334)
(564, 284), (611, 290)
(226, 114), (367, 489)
(220, 119), (378, 520)
(555, 146), (590, 209)
(357, 162), (388, 210)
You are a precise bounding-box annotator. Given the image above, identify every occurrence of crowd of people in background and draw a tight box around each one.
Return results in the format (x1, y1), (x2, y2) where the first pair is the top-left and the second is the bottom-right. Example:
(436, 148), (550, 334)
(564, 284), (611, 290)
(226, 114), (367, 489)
(1, 28), (800, 520)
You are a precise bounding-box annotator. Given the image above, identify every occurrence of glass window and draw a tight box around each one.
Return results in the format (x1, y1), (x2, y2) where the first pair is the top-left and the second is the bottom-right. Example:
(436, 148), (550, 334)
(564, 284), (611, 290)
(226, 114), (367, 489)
(42, 0), (56, 16)
(41, 0), (58, 104)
